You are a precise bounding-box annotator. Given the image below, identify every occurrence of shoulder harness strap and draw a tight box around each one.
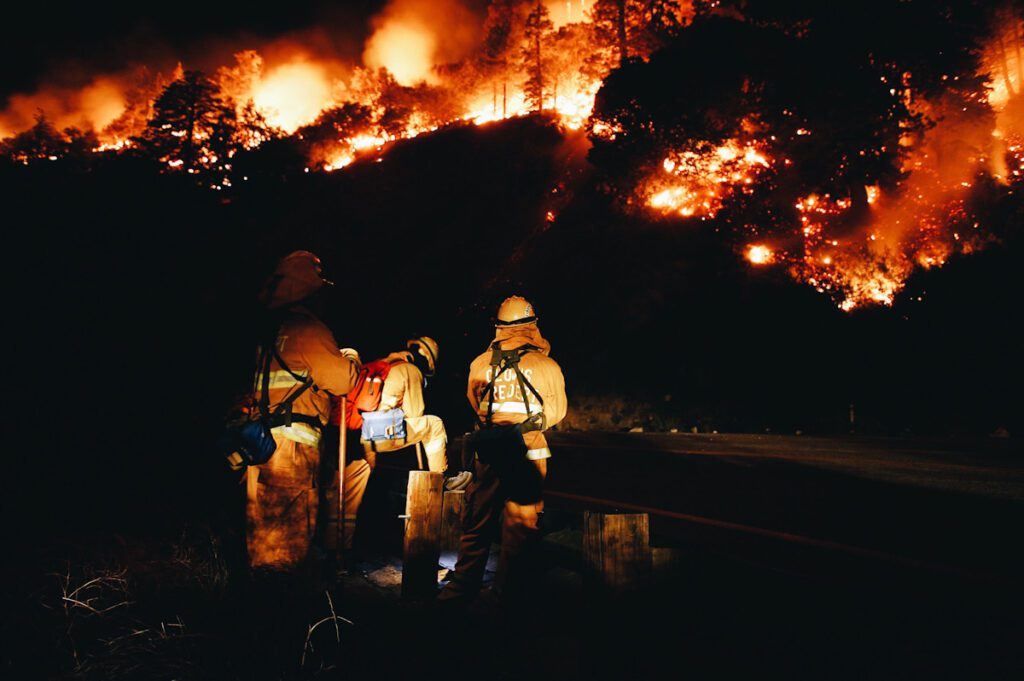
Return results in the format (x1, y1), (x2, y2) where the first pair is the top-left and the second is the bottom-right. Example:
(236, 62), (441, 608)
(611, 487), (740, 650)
(256, 329), (319, 428)
(480, 342), (545, 429)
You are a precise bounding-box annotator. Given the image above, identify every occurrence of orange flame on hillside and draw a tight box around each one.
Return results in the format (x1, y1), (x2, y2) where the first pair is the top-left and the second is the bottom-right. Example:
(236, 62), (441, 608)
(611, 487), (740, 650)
(646, 137), (771, 218)
(1, 1), (603, 158)
(638, 16), (1023, 311)
(1, 2), (1019, 310)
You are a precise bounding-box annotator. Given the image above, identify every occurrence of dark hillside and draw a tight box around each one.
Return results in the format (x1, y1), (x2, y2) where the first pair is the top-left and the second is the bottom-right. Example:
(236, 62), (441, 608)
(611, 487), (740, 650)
(3, 114), (1020, 543)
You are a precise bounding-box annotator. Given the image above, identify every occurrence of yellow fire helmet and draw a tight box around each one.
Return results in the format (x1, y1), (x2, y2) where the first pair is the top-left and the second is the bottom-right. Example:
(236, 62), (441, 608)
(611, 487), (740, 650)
(495, 295), (537, 327)
(407, 336), (439, 376)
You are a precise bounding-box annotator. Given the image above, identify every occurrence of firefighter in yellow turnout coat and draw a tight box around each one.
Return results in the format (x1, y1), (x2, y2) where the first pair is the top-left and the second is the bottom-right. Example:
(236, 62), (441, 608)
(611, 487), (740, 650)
(247, 251), (359, 569)
(439, 296), (567, 603)
(341, 337), (468, 548)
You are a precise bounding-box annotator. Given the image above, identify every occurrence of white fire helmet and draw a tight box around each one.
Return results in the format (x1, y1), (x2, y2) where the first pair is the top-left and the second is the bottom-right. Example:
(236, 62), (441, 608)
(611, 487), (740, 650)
(407, 336), (439, 376)
(495, 295), (537, 327)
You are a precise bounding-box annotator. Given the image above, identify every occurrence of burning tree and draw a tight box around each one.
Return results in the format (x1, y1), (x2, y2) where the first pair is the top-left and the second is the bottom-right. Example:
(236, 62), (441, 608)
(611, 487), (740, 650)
(102, 66), (179, 151)
(589, 0), (689, 66)
(522, 1), (555, 112)
(987, 5), (1024, 108)
(1, 112), (67, 163)
(296, 102), (377, 170)
(471, 0), (528, 119)
(135, 71), (236, 175)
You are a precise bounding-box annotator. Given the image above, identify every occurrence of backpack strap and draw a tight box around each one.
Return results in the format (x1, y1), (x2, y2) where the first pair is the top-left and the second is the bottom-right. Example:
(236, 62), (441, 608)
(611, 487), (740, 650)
(256, 329), (319, 428)
(511, 346), (545, 432)
(255, 337), (274, 420)
(479, 342), (544, 429)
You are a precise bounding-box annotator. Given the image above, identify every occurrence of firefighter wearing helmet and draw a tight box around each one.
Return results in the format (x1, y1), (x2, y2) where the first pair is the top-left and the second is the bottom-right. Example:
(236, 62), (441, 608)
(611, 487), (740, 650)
(340, 336), (472, 550)
(438, 295), (567, 605)
(246, 251), (359, 571)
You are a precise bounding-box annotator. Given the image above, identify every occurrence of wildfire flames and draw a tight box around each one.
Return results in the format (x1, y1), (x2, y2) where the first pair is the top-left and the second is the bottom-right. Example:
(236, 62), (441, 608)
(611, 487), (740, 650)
(2, 1), (1022, 311)
(646, 138), (770, 218)
(1, 1), (606, 165)
(640, 17), (1024, 310)
(746, 244), (774, 266)
(248, 60), (336, 134)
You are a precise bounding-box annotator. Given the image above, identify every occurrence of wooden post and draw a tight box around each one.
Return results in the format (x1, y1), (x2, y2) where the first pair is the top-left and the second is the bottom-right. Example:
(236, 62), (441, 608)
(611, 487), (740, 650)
(583, 512), (651, 591)
(337, 397), (347, 566)
(441, 490), (465, 552)
(401, 471), (443, 600)
(414, 441), (425, 470)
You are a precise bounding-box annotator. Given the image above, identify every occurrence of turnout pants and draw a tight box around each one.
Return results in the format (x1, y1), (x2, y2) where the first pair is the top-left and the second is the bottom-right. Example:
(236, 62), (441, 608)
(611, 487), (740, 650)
(439, 451), (547, 601)
(340, 414), (447, 548)
(246, 434), (320, 569)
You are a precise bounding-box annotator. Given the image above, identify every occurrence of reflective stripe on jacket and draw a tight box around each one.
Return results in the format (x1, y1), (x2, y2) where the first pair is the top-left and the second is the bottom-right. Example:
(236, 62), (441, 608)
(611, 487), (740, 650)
(255, 307), (359, 443)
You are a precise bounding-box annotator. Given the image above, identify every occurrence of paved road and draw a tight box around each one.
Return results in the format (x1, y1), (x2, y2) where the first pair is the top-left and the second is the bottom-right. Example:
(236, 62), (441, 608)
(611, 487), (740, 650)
(541, 432), (1024, 582)
(366, 432), (1023, 677)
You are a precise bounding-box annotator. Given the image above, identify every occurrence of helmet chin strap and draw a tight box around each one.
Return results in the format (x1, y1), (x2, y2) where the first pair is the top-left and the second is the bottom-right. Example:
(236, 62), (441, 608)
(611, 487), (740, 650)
(495, 315), (537, 327)
(415, 338), (437, 376)
(410, 343), (435, 378)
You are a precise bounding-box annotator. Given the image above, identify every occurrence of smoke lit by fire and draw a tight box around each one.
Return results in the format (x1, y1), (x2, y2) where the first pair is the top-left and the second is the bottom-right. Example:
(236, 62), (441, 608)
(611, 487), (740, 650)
(0, 77), (127, 140)
(363, 0), (476, 85)
(249, 60), (336, 133)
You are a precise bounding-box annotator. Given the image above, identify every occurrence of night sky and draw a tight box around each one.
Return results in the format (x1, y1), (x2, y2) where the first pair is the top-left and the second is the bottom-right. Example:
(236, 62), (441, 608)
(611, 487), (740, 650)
(0, 1), (387, 100)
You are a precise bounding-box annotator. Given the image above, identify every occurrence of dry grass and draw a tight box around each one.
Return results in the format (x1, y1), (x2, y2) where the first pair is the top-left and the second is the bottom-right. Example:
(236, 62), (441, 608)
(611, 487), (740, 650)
(29, 528), (357, 680)
(169, 524), (231, 594)
(48, 565), (200, 679)
(300, 590), (353, 670)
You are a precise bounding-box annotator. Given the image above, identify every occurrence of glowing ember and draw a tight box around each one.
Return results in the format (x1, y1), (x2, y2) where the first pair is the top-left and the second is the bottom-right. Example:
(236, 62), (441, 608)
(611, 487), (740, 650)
(772, 184), (975, 310)
(746, 244), (774, 265)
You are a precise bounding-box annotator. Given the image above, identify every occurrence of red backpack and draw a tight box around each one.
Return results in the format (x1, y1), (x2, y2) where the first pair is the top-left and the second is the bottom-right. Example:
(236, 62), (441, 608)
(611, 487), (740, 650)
(331, 358), (405, 430)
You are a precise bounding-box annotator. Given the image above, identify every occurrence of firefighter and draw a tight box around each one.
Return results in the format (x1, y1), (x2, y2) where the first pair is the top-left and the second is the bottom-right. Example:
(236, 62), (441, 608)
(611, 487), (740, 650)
(340, 336), (472, 550)
(438, 296), (567, 605)
(247, 251), (359, 571)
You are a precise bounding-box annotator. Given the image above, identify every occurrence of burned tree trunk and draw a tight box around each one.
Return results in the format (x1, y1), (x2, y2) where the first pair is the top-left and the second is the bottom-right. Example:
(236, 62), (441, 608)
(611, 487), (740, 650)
(523, 1), (552, 113)
(996, 31), (1017, 99)
(535, 19), (543, 112)
(1016, 19), (1023, 85)
(848, 180), (870, 221)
